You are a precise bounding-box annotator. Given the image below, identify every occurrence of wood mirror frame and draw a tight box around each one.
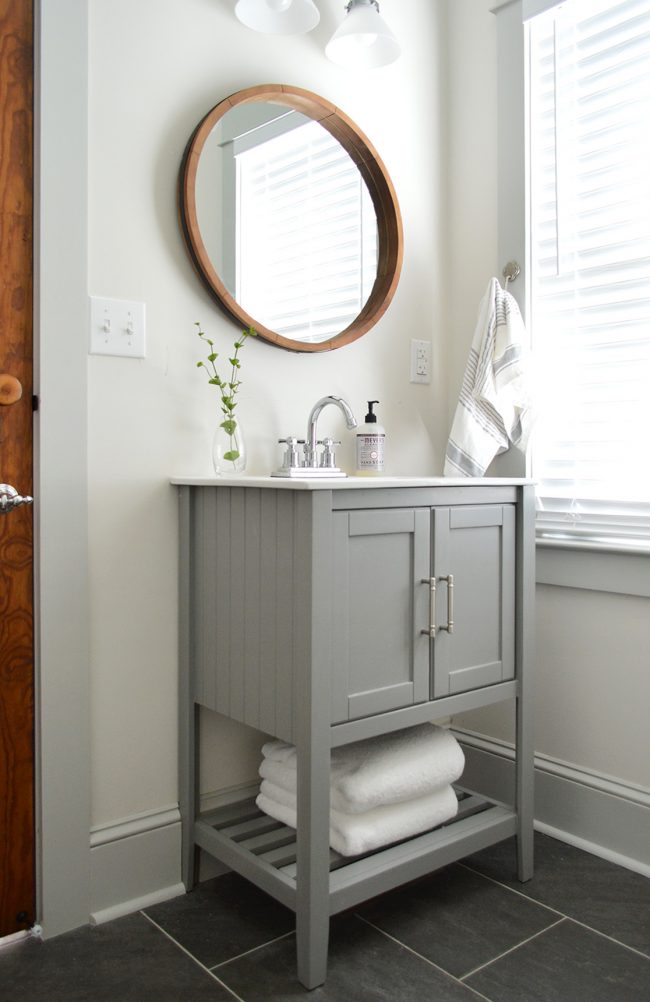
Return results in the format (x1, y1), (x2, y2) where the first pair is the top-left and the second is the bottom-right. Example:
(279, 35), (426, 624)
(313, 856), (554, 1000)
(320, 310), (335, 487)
(179, 84), (403, 353)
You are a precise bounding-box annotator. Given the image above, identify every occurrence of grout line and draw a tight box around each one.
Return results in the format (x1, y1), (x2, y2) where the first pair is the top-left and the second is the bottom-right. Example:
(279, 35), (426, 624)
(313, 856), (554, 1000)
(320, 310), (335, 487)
(459, 917), (566, 981)
(458, 862), (650, 962)
(210, 930), (296, 971)
(563, 916), (650, 963)
(354, 915), (494, 1002)
(140, 912), (246, 1002)
(457, 861), (565, 917)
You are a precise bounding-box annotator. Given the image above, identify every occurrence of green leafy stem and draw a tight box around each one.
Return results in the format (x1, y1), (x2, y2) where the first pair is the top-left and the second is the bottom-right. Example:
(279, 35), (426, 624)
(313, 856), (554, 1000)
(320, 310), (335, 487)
(195, 323), (256, 462)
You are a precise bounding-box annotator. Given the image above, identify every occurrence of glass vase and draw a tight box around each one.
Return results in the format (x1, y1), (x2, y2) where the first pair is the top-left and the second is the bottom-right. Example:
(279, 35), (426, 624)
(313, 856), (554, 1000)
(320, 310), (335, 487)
(212, 415), (246, 476)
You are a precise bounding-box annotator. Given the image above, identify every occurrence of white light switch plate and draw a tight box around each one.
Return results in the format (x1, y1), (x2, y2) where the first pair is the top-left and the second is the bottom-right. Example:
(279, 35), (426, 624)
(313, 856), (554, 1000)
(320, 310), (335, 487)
(90, 296), (146, 358)
(410, 338), (431, 384)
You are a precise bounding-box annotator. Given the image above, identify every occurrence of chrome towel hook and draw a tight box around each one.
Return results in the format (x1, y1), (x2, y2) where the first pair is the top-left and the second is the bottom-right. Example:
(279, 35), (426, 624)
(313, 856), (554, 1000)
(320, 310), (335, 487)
(502, 261), (521, 289)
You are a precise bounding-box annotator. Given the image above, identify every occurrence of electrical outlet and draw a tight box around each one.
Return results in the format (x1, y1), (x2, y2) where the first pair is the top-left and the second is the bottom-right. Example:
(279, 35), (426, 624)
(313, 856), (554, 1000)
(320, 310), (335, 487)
(90, 296), (146, 358)
(410, 339), (431, 384)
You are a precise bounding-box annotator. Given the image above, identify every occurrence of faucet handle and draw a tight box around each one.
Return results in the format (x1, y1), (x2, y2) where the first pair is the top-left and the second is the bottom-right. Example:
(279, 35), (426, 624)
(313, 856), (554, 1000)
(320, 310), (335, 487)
(278, 436), (305, 469)
(318, 437), (341, 469)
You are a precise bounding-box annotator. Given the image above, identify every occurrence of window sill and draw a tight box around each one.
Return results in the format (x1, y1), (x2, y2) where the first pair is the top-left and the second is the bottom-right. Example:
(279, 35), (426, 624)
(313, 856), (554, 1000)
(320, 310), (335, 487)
(536, 540), (650, 598)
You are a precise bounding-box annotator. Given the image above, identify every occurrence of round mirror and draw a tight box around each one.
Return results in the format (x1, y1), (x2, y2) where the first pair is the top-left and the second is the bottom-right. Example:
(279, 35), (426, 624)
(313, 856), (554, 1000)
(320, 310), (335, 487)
(179, 84), (403, 352)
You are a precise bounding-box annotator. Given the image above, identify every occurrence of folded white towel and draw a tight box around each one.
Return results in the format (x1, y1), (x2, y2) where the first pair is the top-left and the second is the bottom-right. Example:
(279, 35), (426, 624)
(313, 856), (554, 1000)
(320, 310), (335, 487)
(260, 723), (464, 814)
(444, 277), (533, 477)
(256, 779), (459, 857)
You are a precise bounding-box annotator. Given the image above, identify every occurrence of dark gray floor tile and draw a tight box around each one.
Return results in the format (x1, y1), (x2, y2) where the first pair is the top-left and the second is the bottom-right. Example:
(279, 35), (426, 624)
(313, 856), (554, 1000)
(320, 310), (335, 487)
(466, 917), (650, 1002)
(0, 913), (232, 1002)
(355, 862), (558, 978)
(464, 832), (650, 955)
(144, 871), (295, 967)
(217, 913), (480, 1001)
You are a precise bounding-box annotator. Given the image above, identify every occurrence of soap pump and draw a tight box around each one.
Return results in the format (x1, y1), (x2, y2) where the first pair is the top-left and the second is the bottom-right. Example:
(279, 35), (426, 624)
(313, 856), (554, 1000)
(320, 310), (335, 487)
(355, 400), (385, 475)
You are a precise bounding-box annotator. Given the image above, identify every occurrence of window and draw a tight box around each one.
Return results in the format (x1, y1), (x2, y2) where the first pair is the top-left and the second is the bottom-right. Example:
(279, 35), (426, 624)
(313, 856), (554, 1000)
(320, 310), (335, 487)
(527, 0), (650, 550)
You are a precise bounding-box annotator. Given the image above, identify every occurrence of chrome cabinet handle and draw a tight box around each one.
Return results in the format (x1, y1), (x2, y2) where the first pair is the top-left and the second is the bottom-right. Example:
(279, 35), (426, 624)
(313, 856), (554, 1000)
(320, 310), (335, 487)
(438, 574), (454, 633)
(420, 577), (436, 637)
(0, 483), (33, 514)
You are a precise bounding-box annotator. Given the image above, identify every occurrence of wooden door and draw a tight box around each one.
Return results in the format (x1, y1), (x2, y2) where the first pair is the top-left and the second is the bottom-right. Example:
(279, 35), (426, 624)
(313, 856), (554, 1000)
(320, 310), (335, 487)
(0, 0), (35, 936)
(431, 506), (515, 698)
(331, 507), (430, 722)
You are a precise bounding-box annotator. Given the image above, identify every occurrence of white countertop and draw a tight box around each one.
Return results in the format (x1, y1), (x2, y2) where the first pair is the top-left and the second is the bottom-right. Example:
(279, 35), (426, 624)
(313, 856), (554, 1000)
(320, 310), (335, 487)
(170, 474), (533, 490)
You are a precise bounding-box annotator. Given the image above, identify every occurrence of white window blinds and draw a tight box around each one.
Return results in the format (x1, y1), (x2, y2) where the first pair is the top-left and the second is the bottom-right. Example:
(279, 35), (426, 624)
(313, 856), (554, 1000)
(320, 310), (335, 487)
(236, 120), (377, 345)
(528, 0), (650, 550)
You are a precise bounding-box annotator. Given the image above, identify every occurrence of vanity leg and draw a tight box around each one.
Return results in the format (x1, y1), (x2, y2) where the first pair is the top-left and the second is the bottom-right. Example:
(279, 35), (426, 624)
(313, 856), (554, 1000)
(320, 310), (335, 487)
(295, 730), (331, 990)
(294, 491), (335, 988)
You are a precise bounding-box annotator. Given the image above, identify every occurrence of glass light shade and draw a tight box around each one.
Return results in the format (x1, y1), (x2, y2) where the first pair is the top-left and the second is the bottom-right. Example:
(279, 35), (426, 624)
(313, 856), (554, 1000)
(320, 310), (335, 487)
(325, 0), (400, 68)
(234, 0), (320, 35)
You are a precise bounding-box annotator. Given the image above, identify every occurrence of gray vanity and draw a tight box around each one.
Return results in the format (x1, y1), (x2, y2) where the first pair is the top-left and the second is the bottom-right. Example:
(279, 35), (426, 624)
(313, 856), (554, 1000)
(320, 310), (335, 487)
(174, 475), (535, 989)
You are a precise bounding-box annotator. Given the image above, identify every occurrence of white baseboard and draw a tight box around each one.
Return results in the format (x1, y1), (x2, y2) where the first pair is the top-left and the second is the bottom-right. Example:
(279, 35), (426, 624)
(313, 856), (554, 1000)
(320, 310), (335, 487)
(87, 785), (262, 920)
(89, 805), (184, 923)
(453, 728), (650, 877)
(90, 884), (186, 926)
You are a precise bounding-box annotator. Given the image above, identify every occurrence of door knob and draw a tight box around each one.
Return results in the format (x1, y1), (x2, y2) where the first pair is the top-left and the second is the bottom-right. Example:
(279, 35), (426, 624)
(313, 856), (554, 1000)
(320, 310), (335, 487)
(0, 374), (23, 406)
(0, 484), (33, 514)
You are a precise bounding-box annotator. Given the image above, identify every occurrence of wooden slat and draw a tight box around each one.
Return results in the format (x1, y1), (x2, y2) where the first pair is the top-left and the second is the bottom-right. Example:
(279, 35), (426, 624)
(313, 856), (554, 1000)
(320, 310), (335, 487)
(259, 490), (279, 736)
(243, 489), (261, 727)
(229, 488), (246, 719)
(194, 818), (297, 911)
(220, 814), (282, 841)
(214, 489), (232, 713)
(274, 491), (295, 741)
(259, 843), (299, 868)
(241, 826), (297, 854)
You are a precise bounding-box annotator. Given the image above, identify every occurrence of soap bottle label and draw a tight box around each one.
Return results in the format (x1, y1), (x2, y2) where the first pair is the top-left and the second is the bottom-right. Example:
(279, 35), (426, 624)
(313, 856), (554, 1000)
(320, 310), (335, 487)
(356, 434), (385, 472)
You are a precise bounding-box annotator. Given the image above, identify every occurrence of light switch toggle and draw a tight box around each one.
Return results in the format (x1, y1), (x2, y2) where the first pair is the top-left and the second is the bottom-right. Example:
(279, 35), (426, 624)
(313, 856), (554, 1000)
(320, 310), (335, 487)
(90, 296), (146, 358)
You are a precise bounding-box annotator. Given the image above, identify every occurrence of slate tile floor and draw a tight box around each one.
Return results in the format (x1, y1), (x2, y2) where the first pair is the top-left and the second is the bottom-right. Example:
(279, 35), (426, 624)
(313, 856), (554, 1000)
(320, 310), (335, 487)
(2, 833), (649, 1001)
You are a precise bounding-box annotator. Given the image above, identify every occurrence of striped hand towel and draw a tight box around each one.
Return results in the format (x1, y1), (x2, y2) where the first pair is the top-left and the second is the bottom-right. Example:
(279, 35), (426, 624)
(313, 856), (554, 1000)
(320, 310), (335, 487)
(444, 278), (532, 477)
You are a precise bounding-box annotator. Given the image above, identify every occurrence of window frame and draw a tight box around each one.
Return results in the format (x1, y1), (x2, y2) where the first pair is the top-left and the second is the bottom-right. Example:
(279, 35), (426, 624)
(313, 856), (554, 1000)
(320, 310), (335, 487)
(493, 0), (650, 591)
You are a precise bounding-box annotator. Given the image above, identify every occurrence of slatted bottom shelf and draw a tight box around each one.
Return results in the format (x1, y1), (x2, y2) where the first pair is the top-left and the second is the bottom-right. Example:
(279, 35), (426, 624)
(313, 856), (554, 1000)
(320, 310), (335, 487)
(193, 789), (518, 914)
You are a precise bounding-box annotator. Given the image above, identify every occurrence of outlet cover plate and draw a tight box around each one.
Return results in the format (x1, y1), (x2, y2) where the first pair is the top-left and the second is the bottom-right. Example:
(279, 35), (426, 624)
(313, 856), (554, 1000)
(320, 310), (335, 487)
(410, 338), (431, 384)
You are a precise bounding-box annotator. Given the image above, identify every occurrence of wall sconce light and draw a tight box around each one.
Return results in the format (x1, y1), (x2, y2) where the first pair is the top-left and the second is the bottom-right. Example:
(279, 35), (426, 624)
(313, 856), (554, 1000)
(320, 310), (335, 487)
(234, 0), (320, 35)
(325, 0), (400, 69)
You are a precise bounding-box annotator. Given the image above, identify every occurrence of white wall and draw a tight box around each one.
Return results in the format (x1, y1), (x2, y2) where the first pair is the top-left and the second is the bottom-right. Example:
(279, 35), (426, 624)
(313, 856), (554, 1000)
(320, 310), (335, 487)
(41, 0), (648, 930)
(87, 0), (449, 829)
(447, 0), (650, 797)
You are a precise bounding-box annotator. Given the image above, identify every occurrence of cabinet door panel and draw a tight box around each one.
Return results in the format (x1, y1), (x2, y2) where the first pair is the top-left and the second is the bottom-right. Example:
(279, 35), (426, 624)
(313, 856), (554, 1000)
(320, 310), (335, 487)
(432, 505), (515, 698)
(331, 508), (430, 722)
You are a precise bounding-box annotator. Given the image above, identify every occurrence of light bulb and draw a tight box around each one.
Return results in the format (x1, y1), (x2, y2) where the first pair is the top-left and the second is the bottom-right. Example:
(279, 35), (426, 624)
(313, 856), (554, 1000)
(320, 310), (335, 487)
(356, 33), (378, 48)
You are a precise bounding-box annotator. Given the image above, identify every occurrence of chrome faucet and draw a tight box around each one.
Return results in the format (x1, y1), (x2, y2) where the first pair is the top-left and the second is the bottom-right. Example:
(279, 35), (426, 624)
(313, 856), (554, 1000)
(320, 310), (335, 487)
(304, 396), (357, 469)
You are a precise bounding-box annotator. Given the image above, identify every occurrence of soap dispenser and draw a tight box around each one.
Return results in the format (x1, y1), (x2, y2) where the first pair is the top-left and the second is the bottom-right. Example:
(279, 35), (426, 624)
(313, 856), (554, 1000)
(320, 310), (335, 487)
(355, 400), (385, 475)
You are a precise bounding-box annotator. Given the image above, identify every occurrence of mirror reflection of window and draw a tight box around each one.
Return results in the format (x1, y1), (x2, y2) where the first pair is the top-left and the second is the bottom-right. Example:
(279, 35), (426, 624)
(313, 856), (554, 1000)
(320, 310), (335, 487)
(197, 105), (378, 346)
(235, 115), (378, 343)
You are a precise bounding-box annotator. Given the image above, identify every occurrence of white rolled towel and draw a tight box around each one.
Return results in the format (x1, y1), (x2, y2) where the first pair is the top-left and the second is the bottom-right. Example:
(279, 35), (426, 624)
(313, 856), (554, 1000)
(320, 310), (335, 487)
(256, 779), (459, 857)
(260, 723), (464, 814)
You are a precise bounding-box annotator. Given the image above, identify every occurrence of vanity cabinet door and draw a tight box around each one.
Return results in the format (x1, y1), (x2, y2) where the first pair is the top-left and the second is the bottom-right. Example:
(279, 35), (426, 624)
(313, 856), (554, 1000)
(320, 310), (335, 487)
(431, 505), (515, 698)
(331, 508), (430, 723)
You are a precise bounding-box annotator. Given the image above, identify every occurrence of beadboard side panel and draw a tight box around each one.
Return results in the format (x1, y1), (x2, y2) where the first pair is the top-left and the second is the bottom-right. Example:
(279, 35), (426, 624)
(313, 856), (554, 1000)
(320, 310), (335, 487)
(191, 487), (310, 742)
